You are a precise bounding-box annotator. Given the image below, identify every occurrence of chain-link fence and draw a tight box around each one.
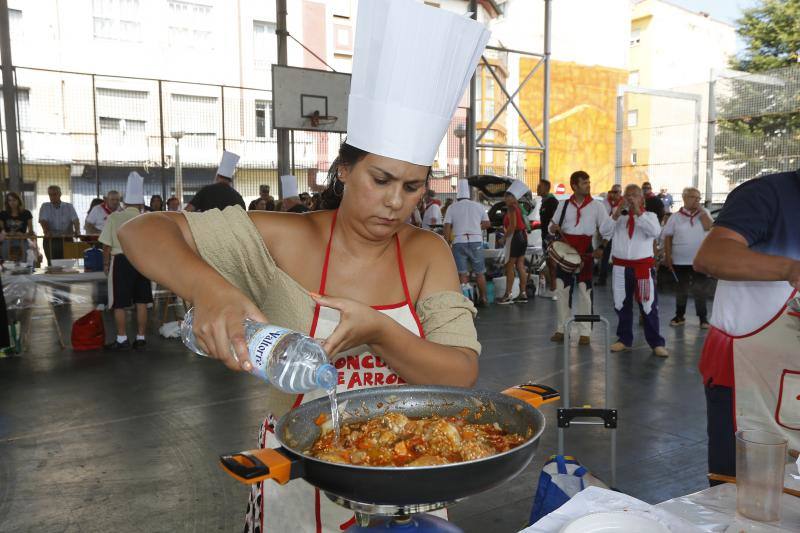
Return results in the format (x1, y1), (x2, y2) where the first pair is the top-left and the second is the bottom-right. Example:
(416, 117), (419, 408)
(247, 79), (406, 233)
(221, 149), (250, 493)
(616, 64), (800, 208)
(0, 66), (345, 229)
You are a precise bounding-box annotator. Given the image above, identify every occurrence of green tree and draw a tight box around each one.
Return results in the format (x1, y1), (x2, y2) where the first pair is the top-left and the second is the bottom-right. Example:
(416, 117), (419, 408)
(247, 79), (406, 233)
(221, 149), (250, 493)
(716, 0), (800, 185)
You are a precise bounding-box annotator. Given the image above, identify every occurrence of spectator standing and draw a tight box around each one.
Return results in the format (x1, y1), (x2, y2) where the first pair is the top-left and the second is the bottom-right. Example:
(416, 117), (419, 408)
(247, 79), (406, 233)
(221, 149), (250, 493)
(0, 192), (34, 262)
(166, 197), (181, 211)
(100, 172), (153, 351)
(658, 188), (674, 213)
(148, 195), (164, 212)
(597, 184), (622, 286)
(38, 185), (80, 265)
(248, 184), (275, 211)
(444, 179), (490, 306)
(497, 179), (531, 304)
(185, 151), (246, 212)
(641, 181), (665, 223)
(421, 189), (442, 230)
(662, 187), (712, 328)
(85, 190), (122, 235)
(279, 175), (309, 213)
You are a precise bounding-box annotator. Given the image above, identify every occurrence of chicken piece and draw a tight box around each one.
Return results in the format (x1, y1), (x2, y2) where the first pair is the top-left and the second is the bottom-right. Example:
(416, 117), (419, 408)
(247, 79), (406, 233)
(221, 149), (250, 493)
(381, 412), (410, 434)
(315, 451), (348, 464)
(408, 455), (450, 466)
(459, 439), (495, 461)
(423, 418), (462, 456)
(349, 450), (367, 465)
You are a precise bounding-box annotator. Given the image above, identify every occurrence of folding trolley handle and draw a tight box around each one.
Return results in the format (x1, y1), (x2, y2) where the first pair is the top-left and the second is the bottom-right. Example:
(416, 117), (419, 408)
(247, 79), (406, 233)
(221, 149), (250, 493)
(557, 314), (617, 488)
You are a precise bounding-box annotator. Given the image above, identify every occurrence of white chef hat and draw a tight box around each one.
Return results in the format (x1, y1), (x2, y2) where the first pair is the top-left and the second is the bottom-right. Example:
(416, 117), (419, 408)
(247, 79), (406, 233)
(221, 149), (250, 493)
(217, 150), (240, 179)
(346, 0), (490, 166)
(124, 171), (145, 205)
(280, 175), (299, 199)
(457, 179), (471, 199)
(506, 179), (530, 200)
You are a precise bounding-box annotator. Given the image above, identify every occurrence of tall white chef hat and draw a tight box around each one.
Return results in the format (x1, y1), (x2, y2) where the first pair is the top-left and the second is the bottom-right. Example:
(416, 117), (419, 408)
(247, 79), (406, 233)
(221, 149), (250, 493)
(506, 179), (530, 200)
(216, 150), (240, 179)
(457, 179), (471, 200)
(280, 175), (299, 199)
(125, 171), (145, 205)
(346, 0), (490, 166)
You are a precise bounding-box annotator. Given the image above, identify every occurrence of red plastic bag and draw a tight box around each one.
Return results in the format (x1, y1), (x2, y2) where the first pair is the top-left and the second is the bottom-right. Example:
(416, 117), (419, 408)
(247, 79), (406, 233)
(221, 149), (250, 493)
(71, 310), (105, 351)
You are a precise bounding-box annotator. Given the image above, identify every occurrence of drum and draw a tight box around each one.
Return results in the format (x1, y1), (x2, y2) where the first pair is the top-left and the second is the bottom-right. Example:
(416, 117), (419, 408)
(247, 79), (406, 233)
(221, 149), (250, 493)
(547, 240), (582, 273)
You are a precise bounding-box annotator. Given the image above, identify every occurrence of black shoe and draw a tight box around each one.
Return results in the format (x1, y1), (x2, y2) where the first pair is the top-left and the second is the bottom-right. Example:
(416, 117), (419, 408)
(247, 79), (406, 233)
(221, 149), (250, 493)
(105, 340), (131, 351)
(132, 339), (147, 350)
(514, 294), (528, 303)
(670, 316), (686, 327)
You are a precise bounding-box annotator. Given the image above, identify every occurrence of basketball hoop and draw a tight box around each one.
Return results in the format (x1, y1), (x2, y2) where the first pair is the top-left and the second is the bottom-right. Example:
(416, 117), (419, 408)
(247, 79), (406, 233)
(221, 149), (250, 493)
(304, 110), (339, 128)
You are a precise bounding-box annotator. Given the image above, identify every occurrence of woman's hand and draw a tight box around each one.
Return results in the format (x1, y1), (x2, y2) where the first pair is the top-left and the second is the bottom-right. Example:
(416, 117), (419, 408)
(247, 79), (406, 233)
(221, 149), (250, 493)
(191, 282), (269, 372)
(309, 292), (387, 358)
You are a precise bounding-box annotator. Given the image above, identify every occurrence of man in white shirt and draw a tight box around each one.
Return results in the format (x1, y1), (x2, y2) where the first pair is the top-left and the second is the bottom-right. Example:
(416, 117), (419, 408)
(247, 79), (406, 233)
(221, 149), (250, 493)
(444, 179), (490, 306)
(662, 187), (712, 328)
(422, 190), (442, 230)
(597, 184), (622, 286)
(85, 190), (122, 235)
(600, 184), (668, 356)
(548, 171), (609, 344)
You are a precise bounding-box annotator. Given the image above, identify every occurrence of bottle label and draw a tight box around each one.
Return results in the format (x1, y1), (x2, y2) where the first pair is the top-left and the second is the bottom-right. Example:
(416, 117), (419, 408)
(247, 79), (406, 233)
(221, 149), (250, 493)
(247, 325), (293, 380)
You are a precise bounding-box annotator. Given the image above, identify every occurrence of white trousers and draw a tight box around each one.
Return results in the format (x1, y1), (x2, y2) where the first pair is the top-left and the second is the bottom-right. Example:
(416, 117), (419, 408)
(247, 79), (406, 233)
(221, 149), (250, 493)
(555, 278), (592, 337)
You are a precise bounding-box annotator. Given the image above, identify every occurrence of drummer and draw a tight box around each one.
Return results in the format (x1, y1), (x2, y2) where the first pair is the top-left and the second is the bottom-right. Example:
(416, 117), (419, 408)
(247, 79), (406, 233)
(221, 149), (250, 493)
(548, 171), (608, 345)
(118, 0), (489, 530)
(599, 184), (667, 356)
(693, 169), (800, 483)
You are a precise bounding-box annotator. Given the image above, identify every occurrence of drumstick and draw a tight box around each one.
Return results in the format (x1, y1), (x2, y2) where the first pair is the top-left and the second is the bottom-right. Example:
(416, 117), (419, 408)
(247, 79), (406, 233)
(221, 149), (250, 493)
(708, 473), (800, 498)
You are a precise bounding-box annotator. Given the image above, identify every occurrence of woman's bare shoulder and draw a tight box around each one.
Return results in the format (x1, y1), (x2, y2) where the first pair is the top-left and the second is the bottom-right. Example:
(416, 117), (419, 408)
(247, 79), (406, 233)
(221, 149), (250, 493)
(249, 210), (332, 254)
(399, 225), (460, 298)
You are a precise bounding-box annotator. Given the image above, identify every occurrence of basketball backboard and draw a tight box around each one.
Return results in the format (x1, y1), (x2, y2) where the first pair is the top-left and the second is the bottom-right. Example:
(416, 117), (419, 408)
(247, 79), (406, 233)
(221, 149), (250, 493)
(272, 65), (350, 133)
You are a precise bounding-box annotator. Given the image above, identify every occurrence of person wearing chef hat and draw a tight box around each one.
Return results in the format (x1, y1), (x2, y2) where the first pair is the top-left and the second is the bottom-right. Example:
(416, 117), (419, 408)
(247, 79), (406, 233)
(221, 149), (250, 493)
(100, 172), (153, 351)
(279, 174), (309, 213)
(185, 150), (246, 212)
(119, 1), (489, 530)
(444, 179), (491, 306)
(496, 179), (532, 304)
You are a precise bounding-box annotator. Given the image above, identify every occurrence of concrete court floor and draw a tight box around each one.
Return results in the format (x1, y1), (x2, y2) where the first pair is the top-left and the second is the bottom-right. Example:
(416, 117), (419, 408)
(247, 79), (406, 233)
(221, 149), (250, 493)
(0, 283), (712, 532)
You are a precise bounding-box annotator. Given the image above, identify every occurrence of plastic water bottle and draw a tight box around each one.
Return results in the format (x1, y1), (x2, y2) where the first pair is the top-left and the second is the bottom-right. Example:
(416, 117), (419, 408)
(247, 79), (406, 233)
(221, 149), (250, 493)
(181, 307), (337, 394)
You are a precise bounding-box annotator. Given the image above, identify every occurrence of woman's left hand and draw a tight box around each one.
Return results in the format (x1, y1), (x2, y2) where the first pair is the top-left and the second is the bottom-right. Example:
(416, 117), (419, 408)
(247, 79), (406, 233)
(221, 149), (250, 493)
(309, 292), (388, 358)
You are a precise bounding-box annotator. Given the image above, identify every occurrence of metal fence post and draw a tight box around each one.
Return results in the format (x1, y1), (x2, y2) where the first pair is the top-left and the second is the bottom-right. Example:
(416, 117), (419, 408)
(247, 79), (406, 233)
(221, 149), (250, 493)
(158, 79), (167, 200)
(91, 74), (100, 197)
(705, 72), (716, 206)
(220, 85), (226, 152)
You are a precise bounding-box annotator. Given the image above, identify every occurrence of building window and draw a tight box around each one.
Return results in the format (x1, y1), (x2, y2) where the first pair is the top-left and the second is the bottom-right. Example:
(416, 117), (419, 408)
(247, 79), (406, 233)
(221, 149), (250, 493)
(628, 70), (639, 86)
(333, 22), (353, 55)
(332, 0), (351, 18)
(8, 9), (22, 39)
(631, 149), (638, 165)
(93, 0), (142, 42)
(253, 20), (277, 66)
(629, 29), (641, 46)
(171, 93), (218, 134)
(99, 117), (146, 135)
(627, 109), (638, 128)
(168, 1), (213, 49)
(255, 100), (272, 138)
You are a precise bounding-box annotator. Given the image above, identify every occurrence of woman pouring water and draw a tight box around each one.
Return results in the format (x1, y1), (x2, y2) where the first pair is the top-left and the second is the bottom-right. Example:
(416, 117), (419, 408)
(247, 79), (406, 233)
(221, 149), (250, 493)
(119, 1), (489, 530)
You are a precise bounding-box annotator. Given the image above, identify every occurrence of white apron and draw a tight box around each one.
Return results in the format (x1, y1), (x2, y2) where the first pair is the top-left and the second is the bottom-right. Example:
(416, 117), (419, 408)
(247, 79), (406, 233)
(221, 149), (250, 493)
(707, 281), (800, 451)
(244, 213), (444, 532)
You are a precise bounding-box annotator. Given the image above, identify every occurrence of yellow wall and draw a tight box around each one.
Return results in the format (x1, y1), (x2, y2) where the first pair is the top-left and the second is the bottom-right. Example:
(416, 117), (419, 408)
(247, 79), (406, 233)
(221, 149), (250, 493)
(519, 59), (628, 194)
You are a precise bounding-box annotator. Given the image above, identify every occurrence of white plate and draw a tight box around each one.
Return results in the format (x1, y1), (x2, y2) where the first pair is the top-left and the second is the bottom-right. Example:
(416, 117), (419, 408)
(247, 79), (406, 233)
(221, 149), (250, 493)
(559, 511), (670, 533)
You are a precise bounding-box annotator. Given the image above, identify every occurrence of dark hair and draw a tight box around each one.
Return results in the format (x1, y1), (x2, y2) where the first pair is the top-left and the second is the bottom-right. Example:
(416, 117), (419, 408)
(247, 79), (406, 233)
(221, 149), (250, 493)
(150, 194), (164, 211)
(539, 180), (551, 192)
(569, 170), (590, 188)
(320, 142), (433, 210)
(87, 197), (103, 214)
(642, 181), (652, 188)
(4, 191), (24, 213)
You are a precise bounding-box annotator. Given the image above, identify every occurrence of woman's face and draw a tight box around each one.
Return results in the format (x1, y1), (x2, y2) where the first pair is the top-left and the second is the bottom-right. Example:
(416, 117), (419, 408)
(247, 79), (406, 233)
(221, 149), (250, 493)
(504, 193), (516, 207)
(7, 195), (19, 209)
(151, 197), (163, 210)
(339, 153), (428, 238)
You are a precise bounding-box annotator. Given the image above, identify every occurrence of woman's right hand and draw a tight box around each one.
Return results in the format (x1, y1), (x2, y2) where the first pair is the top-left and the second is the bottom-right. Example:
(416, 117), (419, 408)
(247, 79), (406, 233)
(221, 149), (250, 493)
(190, 283), (269, 372)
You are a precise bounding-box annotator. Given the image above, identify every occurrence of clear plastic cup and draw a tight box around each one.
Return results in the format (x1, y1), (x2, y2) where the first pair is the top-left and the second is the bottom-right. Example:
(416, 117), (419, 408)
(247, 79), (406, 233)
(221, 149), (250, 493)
(735, 429), (787, 522)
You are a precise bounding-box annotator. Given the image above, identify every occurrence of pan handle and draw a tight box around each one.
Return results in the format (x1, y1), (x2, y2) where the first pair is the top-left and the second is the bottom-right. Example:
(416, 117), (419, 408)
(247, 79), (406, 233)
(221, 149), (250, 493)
(502, 383), (560, 408)
(219, 447), (303, 485)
